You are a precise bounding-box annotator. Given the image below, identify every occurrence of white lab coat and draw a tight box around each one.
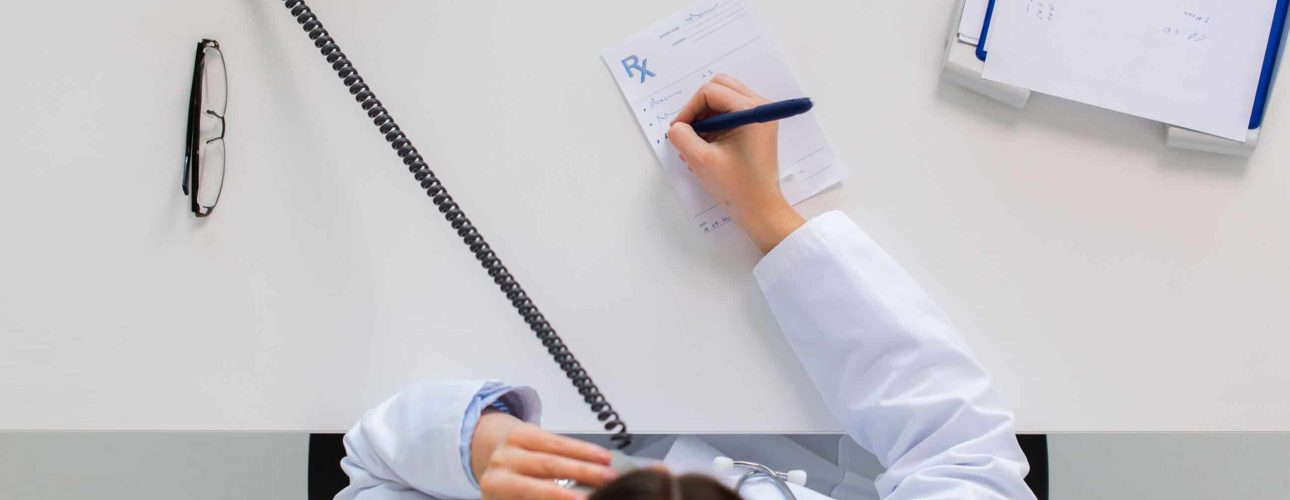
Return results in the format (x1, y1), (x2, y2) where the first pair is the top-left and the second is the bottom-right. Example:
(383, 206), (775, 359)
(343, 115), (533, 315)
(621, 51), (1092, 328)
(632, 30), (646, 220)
(336, 211), (1035, 500)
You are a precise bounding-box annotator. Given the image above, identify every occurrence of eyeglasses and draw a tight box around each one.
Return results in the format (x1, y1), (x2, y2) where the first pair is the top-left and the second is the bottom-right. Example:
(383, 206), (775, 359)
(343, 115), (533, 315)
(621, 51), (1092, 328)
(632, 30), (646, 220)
(182, 39), (227, 217)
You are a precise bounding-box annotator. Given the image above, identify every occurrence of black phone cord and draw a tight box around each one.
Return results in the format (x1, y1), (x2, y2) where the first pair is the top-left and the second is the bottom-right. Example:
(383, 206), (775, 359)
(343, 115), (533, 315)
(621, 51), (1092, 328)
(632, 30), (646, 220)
(281, 0), (632, 450)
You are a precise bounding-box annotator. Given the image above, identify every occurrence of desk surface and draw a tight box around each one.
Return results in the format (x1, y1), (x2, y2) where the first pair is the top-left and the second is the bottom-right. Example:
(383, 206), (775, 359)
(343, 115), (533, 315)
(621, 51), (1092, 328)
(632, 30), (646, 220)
(2, 0), (1288, 433)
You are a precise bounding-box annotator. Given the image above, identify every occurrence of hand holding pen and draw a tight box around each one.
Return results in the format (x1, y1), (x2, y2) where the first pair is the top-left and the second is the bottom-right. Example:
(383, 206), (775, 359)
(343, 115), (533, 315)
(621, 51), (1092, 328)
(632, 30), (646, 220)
(668, 74), (809, 253)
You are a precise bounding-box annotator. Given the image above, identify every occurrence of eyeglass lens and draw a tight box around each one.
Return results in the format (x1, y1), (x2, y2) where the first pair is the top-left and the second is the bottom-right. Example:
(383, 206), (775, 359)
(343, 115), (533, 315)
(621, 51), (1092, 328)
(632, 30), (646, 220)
(195, 44), (226, 211)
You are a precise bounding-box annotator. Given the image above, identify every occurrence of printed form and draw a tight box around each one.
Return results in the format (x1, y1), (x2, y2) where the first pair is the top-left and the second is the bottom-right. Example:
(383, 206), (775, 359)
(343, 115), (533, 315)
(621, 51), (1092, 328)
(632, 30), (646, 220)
(602, 0), (846, 234)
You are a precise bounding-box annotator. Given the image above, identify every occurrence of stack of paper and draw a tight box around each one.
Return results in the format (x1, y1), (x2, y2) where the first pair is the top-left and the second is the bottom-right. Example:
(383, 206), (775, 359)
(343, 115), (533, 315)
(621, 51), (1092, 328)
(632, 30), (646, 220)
(975, 0), (1279, 142)
(602, 0), (846, 235)
(958, 0), (992, 44)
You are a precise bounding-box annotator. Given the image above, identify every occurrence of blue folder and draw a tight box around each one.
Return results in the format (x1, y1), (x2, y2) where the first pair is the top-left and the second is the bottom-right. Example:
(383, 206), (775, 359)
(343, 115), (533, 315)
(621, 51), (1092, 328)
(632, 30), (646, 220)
(974, 0), (1289, 131)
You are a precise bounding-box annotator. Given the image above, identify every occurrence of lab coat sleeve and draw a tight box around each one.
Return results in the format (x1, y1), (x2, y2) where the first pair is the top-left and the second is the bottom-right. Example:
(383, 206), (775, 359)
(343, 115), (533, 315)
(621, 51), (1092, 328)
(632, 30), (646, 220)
(754, 211), (1034, 500)
(336, 380), (542, 500)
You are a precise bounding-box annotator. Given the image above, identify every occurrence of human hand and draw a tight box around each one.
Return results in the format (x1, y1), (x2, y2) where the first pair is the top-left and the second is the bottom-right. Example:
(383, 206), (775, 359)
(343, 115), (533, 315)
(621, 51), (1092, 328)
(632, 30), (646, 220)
(668, 74), (804, 253)
(471, 411), (617, 500)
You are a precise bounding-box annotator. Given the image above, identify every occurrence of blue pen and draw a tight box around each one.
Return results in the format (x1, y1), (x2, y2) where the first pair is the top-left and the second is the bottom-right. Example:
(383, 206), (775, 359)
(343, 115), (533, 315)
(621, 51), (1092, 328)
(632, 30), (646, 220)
(689, 97), (814, 134)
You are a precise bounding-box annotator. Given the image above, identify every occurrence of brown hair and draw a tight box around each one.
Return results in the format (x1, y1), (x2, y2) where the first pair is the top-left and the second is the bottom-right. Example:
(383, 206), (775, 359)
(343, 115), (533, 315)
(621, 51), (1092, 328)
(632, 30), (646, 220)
(590, 469), (741, 500)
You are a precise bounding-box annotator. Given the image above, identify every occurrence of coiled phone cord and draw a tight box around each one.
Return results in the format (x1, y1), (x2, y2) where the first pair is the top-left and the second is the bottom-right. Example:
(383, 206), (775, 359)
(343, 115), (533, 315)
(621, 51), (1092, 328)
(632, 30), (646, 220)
(281, 0), (632, 450)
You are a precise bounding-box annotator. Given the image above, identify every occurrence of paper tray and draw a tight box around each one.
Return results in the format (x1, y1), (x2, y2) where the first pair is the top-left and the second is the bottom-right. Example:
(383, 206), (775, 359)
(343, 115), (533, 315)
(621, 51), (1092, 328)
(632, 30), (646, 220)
(940, 0), (1288, 156)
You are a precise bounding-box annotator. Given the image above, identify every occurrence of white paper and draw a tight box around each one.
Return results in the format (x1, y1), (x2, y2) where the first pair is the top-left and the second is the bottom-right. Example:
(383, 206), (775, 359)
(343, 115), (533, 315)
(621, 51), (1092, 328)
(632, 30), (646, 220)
(981, 0), (1276, 142)
(959, 0), (992, 44)
(602, 0), (846, 234)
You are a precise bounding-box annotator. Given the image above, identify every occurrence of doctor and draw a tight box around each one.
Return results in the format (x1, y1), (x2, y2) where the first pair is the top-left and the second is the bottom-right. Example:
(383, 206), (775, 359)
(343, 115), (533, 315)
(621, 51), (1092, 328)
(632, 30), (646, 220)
(334, 75), (1035, 500)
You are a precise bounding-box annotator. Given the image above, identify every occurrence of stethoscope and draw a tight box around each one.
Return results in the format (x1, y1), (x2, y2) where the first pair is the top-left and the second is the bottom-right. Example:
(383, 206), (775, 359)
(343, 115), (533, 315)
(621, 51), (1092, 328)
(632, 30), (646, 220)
(561, 452), (812, 498)
(713, 456), (808, 500)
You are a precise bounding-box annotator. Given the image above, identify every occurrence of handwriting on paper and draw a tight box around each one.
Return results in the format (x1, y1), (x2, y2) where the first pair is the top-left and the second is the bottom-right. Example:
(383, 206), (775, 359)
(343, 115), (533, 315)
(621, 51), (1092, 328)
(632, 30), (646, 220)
(603, 0), (845, 234)
(685, 2), (723, 24)
(649, 90), (684, 109)
(1163, 26), (1208, 42)
(981, 0), (1276, 142)
(1025, 0), (1057, 22)
(1183, 11), (1212, 24)
(1164, 9), (1213, 43)
(654, 108), (680, 123)
(700, 214), (733, 234)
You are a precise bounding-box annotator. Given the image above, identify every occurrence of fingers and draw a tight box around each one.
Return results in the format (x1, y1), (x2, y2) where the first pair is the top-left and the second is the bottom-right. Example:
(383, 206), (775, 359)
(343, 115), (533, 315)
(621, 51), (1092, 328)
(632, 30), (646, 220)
(493, 447), (616, 487)
(478, 426), (621, 500)
(506, 425), (612, 465)
(668, 122), (714, 164)
(711, 73), (762, 101)
(481, 469), (587, 500)
(672, 80), (756, 125)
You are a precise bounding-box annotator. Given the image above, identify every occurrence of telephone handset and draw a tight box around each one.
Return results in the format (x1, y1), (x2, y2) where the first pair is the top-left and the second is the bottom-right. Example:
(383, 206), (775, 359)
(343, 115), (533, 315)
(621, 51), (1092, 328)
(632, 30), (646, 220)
(280, 0), (632, 449)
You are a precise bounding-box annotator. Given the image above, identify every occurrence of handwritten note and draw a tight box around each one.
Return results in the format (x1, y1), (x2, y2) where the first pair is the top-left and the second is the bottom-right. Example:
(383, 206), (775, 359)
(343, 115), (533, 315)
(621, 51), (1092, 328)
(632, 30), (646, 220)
(1164, 10), (1212, 43)
(981, 0), (1278, 142)
(1024, 0), (1058, 22)
(602, 0), (845, 234)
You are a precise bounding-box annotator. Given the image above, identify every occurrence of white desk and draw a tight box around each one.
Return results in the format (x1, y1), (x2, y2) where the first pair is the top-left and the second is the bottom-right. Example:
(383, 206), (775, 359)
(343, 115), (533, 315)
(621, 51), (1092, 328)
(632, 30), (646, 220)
(2, 0), (1288, 433)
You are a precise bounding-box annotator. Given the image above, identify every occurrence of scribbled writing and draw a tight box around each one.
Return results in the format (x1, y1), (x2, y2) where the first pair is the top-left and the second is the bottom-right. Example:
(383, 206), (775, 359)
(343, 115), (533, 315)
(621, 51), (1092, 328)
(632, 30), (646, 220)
(1183, 11), (1212, 24)
(1164, 9), (1213, 43)
(1162, 27), (1207, 42)
(1025, 0), (1057, 22)
(655, 108), (681, 123)
(649, 90), (684, 109)
(685, 2), (723, 24)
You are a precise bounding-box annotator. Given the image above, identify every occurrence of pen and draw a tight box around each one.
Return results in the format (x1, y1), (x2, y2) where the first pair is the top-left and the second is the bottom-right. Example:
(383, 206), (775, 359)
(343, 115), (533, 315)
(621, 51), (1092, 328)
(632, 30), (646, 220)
(688, 97), (814, 134)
